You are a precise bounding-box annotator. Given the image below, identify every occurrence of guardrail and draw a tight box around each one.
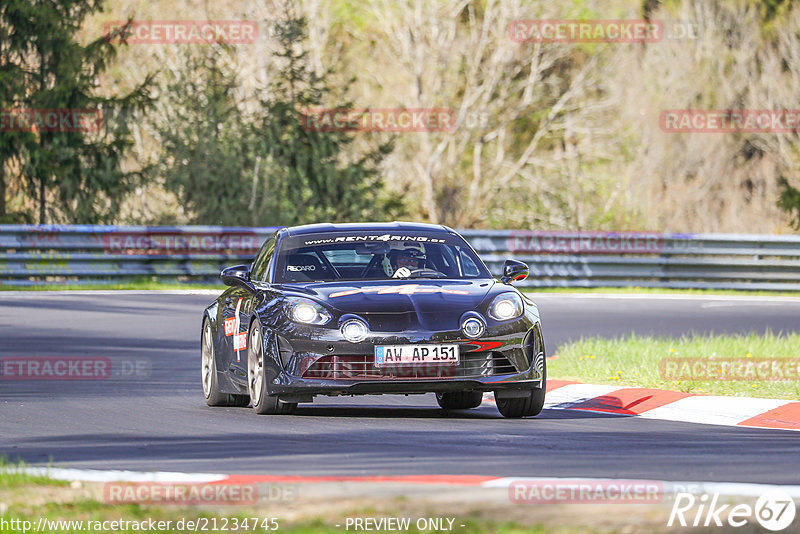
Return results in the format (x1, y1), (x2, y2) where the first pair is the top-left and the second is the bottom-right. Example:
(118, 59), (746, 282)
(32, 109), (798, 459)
(0, 225), (277, 287)
(461, 230), (800, 291)
(1, 225), (799, 290)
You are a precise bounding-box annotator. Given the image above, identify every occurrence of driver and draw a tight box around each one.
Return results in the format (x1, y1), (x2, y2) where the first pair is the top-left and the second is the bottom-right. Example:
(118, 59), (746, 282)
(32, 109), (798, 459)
(382, 242), (426, 278)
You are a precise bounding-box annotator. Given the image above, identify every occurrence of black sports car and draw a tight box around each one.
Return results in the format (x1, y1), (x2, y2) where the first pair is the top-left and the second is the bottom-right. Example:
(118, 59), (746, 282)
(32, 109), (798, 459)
(201, 222), (546, 417)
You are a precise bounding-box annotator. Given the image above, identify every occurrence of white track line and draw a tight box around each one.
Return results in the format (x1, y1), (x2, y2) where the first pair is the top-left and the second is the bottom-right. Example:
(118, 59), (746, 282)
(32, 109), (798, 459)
(638, 396), (791, 427)
(11, 467), (226, 483)
(543, 384), (625, 409)
(485, 386), (799, 431)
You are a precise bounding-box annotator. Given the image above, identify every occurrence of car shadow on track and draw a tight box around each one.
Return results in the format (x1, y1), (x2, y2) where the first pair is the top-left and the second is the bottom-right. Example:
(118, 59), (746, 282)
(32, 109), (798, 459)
(272, 405), (619, 420)
(290, 405), (498, 419)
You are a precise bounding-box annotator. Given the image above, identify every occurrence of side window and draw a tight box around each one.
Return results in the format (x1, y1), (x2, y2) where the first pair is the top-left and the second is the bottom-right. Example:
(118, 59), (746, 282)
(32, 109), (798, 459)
(458, 248), (480, 277)
(251, 235), (276, 283)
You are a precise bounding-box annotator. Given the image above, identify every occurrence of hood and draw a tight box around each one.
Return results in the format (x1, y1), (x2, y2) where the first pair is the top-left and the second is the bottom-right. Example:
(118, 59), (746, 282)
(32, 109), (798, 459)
(284, 279), (496, 331)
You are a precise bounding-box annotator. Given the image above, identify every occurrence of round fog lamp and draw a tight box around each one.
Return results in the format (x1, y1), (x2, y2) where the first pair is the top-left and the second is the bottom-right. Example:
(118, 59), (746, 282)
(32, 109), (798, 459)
(462, 317), (485, 339)
(341, 319), (368, 343)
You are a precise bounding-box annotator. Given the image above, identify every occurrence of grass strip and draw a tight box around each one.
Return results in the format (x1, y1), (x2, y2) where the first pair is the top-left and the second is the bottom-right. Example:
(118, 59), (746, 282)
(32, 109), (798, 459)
(551, 331), (800, 399)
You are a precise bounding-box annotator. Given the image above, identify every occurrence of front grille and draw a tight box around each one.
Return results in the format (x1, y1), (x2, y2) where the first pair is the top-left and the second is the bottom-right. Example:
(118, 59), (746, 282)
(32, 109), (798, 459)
(362, 313), (412, 332)
(300, 351), (517, 380)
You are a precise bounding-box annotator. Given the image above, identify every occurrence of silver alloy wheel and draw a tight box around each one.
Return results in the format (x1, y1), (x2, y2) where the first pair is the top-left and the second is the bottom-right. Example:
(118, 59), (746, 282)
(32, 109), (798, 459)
(248, 326), (263, 406)
(201, 322), (214, 398)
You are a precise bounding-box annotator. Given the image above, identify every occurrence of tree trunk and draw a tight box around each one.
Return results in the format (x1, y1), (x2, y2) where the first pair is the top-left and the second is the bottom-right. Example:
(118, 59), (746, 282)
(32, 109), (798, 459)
(39, 177), (45, 224)
(0, 162), (6, 219)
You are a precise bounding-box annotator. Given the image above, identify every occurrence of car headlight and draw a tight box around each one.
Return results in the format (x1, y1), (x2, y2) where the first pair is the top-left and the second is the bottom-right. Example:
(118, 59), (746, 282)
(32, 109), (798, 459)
(286, 297), (331, 325)
(488, 292), (523, 321)
(341, 318), (369, 343)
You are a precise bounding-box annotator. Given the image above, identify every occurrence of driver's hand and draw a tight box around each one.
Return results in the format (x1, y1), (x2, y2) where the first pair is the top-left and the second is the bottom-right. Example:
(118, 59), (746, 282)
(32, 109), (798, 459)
(392, 267), (412, 278)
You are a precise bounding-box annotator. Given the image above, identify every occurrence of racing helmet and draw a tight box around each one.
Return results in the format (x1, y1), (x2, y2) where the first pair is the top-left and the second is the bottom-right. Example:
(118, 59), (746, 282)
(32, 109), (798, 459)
(382, 242), (426, 277)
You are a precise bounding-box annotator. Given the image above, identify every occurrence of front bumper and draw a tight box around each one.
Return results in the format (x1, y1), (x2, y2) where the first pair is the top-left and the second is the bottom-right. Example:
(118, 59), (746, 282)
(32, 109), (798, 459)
(266, 316), (544, 399)
(269, 367), (543, 399)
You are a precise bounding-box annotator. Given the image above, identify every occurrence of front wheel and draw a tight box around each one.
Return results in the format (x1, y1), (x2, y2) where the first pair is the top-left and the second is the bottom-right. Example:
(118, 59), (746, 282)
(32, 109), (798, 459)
(496, 391), (544, 418)
(496, 352), (546, 418)
(247, 322), (297, 415)
(436, 391), (483, 410)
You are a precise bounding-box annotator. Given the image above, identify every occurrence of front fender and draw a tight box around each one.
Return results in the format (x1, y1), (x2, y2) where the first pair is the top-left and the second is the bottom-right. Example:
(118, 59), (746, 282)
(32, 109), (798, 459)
(253, 318), (285, 398)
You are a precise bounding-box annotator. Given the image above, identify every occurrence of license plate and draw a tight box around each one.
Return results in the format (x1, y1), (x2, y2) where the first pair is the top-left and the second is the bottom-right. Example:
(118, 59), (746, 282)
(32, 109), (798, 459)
(375, 344), (459, 366)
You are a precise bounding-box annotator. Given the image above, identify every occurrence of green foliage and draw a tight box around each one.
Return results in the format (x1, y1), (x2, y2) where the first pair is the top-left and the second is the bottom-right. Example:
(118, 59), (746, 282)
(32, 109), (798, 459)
(158, 47), (259, 225)
(0, 211), (33, 223)
(753, 0), (794, 23)
(255, 10), (402, 225)
(0, 457), (68, 488)
(777, 177), (800, 229)
(159, 11), (402, 226)
(1, 1), (154, 224)
(0, 1), (36, 220)
(4, 0), (799, 231)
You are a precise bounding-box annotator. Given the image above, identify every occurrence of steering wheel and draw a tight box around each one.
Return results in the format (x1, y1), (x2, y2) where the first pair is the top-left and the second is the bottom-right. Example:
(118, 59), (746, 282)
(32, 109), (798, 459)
(392, 268), (447, 279)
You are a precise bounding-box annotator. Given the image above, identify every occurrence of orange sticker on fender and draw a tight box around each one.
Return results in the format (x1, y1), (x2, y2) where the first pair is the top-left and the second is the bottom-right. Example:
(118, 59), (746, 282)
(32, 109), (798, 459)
(223, 298), (246, 361)
(223, 317), (237, 336)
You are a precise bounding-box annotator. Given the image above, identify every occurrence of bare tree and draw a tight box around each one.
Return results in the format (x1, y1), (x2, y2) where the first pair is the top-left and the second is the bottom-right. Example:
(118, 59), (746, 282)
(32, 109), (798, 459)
(356, 0), (602, 227)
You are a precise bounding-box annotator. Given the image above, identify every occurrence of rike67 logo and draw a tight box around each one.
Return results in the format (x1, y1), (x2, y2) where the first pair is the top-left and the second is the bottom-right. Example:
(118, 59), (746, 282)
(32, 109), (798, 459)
(669, 490), (796, 531)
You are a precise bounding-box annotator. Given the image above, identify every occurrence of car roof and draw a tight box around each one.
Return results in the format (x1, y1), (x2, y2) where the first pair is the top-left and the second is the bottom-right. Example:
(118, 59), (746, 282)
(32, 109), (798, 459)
(282, 222), (454, 236)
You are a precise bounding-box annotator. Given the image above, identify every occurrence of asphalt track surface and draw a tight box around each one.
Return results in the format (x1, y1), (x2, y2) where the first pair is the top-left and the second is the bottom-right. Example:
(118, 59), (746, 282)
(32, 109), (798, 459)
(2, 291), (799, 484)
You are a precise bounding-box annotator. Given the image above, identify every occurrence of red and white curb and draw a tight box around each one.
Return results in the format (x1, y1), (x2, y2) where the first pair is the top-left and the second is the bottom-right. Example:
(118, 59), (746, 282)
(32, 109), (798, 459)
(11, 468), (800, 499)
(482, 380), (800, 431)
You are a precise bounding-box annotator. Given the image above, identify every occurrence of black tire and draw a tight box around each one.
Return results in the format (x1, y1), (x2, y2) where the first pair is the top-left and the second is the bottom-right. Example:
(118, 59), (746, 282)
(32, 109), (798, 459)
(247, 321), (297, 415)
(436, 390), (484, 410)
(496, 392), (538, 418)
(202, 317), (247, 407)
(496, 348), (546, 418)
(230, 394), (251, 407)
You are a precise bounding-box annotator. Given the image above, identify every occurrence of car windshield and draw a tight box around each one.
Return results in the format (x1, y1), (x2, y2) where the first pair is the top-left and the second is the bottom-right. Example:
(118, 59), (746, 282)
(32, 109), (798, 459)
(274, 232), (491, 283)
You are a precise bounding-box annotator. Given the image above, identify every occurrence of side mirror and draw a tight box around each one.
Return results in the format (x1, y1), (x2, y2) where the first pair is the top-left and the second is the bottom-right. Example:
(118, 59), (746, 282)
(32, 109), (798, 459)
(500, 259), (529, 285)
(220, 264), (256, 292)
